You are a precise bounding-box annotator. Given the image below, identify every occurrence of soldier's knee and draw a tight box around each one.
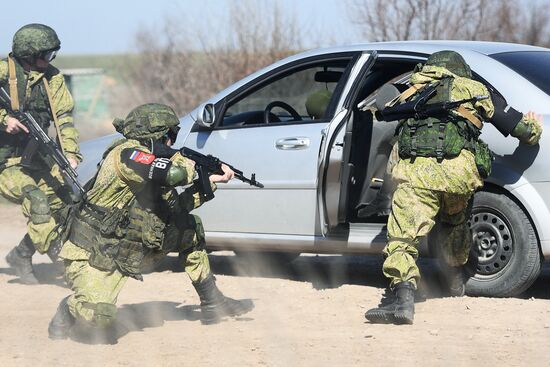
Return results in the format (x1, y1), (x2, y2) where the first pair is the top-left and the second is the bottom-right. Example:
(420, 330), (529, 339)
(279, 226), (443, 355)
(22, 185), (51, 224)
(83, 302), (117, 328)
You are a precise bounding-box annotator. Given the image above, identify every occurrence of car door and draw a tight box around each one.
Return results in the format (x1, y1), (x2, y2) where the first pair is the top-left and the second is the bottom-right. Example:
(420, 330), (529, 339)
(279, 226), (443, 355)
(183, 53), (359, 236)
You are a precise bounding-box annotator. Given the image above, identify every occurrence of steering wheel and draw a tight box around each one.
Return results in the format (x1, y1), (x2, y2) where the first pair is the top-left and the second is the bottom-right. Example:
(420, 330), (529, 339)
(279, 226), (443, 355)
(263, 101), (302, 124)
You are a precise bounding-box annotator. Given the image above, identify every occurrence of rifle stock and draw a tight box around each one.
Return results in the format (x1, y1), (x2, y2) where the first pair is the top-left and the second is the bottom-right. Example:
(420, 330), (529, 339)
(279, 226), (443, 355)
(377, 83), (488, 122)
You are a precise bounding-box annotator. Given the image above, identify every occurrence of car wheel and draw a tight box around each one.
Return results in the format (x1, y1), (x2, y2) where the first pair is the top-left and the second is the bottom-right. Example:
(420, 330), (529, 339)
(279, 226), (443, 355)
(465, 191), (542, 297)
(234, 251), (301, 267)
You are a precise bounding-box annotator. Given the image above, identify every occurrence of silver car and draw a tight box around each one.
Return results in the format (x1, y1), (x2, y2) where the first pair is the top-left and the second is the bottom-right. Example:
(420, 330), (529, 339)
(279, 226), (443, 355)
(79, 41), (550, 297)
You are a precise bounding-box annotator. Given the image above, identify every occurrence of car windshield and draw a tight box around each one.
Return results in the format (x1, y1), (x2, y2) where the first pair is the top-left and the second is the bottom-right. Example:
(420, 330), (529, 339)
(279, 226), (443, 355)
(490, 51), (550, 95)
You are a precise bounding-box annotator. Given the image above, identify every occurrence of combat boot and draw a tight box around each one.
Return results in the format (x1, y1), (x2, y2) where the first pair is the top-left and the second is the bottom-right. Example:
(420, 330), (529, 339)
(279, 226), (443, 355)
(192, 274), (254, 325)
(357, 193), (392, 218)
(365, 281), (415, 325)
(48, 296), (76, 340)
(5, 235), (38, 285)
(442, 266), (466, 297)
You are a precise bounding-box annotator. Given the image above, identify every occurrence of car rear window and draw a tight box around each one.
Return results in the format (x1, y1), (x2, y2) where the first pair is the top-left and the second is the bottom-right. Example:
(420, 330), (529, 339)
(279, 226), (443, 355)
(490, 51), (550, 95)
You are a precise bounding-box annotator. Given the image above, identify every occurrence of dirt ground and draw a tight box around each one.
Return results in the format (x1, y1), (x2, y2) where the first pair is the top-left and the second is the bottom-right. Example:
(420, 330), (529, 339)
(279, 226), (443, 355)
(1, 203), (550, 367)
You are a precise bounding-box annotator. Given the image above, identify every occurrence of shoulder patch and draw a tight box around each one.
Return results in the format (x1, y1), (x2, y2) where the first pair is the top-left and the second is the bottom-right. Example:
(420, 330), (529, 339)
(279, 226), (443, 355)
(130, 150), (156, 164)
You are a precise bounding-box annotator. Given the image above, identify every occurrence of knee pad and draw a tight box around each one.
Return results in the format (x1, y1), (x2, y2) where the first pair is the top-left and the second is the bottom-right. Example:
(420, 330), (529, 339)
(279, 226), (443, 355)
(22, 185), (51, 224)
(93, 302), (118, 328)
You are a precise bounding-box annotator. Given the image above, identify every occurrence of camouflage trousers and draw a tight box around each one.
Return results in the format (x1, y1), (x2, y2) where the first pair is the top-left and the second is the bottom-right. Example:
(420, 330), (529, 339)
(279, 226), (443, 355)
(59, 213), (211, 327)
(0, 164), (69, 253)
(383, 183), (473, 289)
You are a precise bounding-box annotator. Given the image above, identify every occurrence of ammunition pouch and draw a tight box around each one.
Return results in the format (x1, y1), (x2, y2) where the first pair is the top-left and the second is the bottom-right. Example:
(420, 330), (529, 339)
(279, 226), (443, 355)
(22, 184), (51, 224)
(69, 199), (166, 280)
(82, 301), (118, 328)
(473, 139), (493, 178)
(398, 117), (471, 161)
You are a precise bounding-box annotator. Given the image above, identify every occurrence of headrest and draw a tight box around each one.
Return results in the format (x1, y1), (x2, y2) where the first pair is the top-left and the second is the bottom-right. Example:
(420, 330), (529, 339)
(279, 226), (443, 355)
(306, 89), (332, 119)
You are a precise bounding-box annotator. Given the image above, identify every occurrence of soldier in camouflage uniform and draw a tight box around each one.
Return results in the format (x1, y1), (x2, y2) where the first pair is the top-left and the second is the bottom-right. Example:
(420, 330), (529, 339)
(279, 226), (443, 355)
(365, 50), (543, 325)
(1, 24), (81, 284)
(48, 103), (253, 341)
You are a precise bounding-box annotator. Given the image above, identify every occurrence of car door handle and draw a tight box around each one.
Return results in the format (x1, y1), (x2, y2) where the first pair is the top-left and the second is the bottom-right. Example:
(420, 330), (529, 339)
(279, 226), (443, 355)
(275, 137), (310, 150)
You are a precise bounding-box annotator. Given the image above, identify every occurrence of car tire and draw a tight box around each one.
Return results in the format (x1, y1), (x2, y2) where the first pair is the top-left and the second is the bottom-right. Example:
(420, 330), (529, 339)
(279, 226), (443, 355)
(465, 190), (542, 297)
(234, 251), (301, 267)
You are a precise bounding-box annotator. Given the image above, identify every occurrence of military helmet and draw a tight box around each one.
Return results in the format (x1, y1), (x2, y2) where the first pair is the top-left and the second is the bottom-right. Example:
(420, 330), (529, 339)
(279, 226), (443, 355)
(113, 103), (180, 141)
(12, 24), (61, 59)
(425, 50), (472, 78)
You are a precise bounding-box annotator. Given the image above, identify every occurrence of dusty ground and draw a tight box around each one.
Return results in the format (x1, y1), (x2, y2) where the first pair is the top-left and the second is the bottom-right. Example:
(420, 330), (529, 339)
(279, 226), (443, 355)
(1, 203), (550, 367)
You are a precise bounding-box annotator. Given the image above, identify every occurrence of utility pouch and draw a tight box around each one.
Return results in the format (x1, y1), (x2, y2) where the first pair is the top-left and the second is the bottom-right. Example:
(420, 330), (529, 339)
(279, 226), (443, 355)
(88, 246), (117, 272)
(474, 139), (493, 178)
(126, 201), (166, 250)
(141, 211), (166, 250)
(99, 208), (129, 238)
(115, 239), (146, 279)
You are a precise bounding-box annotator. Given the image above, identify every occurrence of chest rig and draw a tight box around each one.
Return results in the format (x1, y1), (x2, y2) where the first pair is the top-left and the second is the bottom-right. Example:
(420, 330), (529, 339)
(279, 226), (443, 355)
(69, 141), (173, 280)
(397, 77), (481, 162)
(0, 56), (56, 167)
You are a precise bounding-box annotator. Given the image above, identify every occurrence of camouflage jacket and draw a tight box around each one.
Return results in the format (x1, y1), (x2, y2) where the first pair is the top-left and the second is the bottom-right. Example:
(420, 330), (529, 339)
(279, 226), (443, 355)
(392, 66), (542, 194)
(60, 138), (208, 261)
(0, 56), (81, 164)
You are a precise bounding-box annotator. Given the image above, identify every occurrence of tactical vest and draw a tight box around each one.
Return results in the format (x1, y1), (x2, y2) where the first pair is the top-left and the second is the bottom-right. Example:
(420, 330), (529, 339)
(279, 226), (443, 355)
(68, 141), (170, 280)
(0, 57), (55, 167)
(397, 77), (480, 162)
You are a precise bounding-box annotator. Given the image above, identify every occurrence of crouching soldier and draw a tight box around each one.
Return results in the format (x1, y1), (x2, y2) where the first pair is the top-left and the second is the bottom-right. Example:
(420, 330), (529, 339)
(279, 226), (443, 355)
(48, 103), (253, 340)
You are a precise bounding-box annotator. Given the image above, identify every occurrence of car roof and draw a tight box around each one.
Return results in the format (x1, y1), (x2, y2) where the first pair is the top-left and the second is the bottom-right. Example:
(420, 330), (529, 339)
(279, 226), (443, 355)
(299, 40), (548, 59)
(199, 40), (550, 115)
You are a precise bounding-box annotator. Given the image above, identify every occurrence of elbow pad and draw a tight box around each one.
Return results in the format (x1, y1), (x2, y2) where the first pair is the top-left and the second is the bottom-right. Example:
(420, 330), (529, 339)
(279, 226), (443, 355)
(165, 165), (188, 186)
(489, 89), (523, 136)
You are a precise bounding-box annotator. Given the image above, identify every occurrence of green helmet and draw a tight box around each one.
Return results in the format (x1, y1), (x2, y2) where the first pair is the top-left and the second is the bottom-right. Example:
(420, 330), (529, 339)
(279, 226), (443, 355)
(113, 103), (180, 141)
(425, 50), (472, 78)
(12, 23), (61, 59)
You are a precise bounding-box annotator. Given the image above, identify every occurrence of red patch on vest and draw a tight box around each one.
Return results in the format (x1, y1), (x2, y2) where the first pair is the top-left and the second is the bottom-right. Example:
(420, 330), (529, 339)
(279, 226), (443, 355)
(131, 151), (156, 164)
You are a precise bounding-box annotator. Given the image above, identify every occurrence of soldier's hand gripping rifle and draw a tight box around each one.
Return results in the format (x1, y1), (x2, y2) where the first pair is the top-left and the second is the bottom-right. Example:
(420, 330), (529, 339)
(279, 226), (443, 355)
(180, 147), (264, 202)
(362, 82), (488, 122)
(0, 87), (86, 201)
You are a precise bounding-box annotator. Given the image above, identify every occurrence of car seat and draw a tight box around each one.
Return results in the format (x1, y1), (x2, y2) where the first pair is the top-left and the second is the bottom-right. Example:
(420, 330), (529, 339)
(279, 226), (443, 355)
(305, 89), (332, 120)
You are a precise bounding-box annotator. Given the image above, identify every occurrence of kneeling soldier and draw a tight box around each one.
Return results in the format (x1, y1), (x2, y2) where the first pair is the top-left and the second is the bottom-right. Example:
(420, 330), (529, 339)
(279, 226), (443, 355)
(48, 103), (253, 340)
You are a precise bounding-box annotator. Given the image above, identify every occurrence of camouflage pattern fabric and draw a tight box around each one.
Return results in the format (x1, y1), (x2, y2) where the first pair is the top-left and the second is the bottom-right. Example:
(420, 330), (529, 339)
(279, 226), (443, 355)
(381, 57), (542, 290)
(0, 164), (70, 252)
(0, 58), (81, 163)
(383, 183), (472, 288)
(12, 24), (60, 59)
(59, 216), (211, 325)
(511, 114), (543, 145)
(112, 103), (180, 142)
(0, 55), (80, 254)
(59, 137), (212, 325)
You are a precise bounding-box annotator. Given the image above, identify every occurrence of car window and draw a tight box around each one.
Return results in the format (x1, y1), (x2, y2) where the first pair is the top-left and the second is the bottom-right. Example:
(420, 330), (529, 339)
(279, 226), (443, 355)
(490, 51), (550, 96)
(221, 61), (351, 127)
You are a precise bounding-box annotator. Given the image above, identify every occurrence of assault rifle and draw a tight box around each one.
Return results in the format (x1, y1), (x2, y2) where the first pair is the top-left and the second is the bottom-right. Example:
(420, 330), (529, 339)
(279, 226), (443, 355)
(180, 147), (264, 201)
(365, 82), (488, 122)
(0, 87), (86, 201)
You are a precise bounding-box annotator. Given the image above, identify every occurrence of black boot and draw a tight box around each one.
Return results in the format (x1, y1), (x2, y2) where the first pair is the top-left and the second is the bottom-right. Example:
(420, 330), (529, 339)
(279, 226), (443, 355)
(48, 296), (76, 340)
(357, 193), (392, 218)
(192, 274), (254, 325)
(5, 235), (38, 285)
(365, 281), (415, 325)
(442, 266), (466, 297)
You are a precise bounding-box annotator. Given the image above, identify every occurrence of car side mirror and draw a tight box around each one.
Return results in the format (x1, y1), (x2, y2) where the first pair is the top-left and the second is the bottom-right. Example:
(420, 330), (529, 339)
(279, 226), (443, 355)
(195, 103), (216, 128)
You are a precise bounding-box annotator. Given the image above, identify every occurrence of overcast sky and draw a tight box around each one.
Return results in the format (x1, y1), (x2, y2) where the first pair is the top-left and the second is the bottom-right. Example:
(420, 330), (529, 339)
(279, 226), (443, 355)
(0, 0), (360, 55)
